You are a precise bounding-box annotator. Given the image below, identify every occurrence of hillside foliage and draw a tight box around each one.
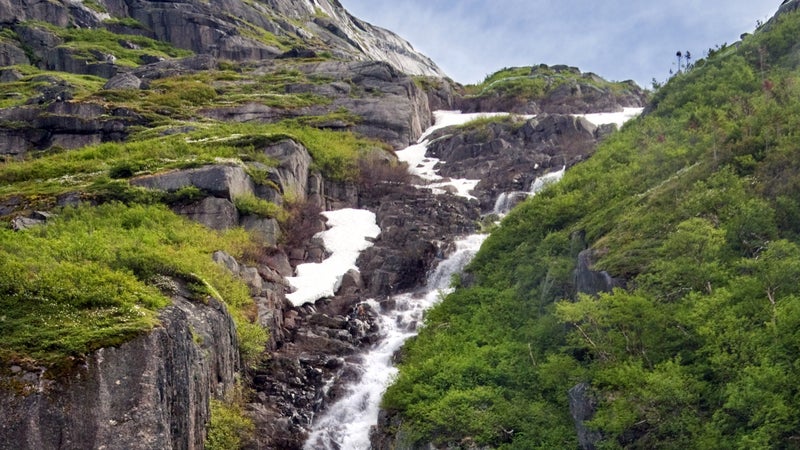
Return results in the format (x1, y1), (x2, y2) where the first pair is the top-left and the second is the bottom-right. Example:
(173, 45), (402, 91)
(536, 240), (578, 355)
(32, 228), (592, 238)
(0, 203), (267, 368)
(384, 9), (800, 449)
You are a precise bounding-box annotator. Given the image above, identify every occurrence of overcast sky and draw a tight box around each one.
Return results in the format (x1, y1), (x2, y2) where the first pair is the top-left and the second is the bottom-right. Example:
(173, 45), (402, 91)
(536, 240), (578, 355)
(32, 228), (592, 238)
(339, 1), (781, 88)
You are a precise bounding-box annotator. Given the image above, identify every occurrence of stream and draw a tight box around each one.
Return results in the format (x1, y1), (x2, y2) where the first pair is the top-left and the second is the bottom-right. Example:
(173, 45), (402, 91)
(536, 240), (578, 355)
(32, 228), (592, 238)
(303, 233), (487, 449)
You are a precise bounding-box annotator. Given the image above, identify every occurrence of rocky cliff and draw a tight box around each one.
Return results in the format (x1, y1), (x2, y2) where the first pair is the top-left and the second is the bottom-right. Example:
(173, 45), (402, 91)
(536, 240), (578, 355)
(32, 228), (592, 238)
(0, 0), (445, 78)
(0, 294), (239, 450)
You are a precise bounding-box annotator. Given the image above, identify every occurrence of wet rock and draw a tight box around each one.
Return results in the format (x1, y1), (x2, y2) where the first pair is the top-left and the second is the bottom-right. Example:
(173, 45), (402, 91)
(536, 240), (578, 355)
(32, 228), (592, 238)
(338, 269), (363, 296)
(426, 113), (601, 212)
(569, 383), (603, 450)
(574, 249), (618, 296)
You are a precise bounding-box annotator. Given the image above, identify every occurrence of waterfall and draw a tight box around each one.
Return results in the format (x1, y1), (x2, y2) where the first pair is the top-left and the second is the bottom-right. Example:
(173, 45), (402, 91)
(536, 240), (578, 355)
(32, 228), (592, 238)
(303, 234), (487, 450)
(529, 165), (565, 194)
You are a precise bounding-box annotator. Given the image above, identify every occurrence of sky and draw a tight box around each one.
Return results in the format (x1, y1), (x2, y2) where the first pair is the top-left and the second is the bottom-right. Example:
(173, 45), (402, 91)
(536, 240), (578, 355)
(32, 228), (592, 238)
(339, 0), (781, 88)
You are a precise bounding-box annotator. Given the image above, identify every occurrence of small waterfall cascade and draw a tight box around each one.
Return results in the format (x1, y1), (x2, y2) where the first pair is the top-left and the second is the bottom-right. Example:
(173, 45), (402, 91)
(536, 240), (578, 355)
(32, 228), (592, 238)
(303, 233), (487, 450)
(492, 191), (530, 215)
(492, 165), (568, 216)
(529, 165), (566, 194)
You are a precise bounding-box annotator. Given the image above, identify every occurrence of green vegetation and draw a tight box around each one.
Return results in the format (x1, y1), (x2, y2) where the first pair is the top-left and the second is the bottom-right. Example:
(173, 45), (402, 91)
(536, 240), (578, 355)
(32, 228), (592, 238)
(384, 9), (800, 449)
(233, 194), (287, 222)
(206, 393), (255, 450)
(0, 120), (382, 204)
(464, 64), (638, 102)
(0, 203), (265, 368)
(0, 66), (106, 108)
(27, 21), (192, 67)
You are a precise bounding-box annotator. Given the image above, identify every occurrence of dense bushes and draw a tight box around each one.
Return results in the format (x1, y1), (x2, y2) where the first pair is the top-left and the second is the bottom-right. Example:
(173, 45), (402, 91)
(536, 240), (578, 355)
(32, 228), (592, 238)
(384, 9), (800, 448)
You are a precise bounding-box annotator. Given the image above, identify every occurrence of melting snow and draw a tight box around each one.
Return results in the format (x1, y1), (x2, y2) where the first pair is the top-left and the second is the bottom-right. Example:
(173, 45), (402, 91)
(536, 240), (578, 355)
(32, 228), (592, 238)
(286, 209), (380, 306)
(397, 108), (641, 201)
(397, 111), (524, 199)
(577, 107), (644, 128)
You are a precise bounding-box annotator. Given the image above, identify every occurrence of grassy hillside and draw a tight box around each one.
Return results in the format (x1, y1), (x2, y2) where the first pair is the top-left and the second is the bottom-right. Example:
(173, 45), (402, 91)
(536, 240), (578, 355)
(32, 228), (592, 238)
(0, 58), (386, 373)
(383, 9), (800, 449)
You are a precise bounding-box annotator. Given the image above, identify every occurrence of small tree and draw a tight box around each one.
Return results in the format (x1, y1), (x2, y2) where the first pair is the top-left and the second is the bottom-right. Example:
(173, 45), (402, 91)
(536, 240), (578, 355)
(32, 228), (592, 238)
(676, 51), (683, 73)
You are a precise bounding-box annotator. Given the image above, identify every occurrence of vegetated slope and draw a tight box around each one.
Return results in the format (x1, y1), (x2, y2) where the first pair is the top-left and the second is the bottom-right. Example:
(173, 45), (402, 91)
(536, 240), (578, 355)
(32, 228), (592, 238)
(457, 64), (647, 114)
(381, 6), (800, 449)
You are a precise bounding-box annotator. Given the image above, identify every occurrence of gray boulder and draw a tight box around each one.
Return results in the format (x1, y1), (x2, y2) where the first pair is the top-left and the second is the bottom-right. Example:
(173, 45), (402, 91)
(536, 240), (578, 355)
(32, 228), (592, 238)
(174, 196), (239, 230)
(240, 215), (281, 247)
(131, 165), (255, 201)
(569, 383), (603, 450)
(103, 72), (142, 90)
(262, 139), (312, 201)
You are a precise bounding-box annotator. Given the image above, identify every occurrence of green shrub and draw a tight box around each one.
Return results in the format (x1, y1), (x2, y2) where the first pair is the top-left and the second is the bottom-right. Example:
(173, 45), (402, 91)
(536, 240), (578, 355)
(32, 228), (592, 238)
(233, 194), (286, 221)
(206, 398), (255, 450)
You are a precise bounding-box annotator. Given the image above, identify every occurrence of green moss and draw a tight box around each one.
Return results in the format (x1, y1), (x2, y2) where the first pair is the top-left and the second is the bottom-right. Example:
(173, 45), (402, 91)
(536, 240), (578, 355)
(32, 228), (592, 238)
(464, 65), (636, 102)
(206, 397), (255, 450)
(233, 194), (287, 222)
(24, 21), (192, 67)
(0, 66), (106, 107)
(81, 0), (106, 13)
(102, 17), (146, 29)
(0, 203), (260, 367)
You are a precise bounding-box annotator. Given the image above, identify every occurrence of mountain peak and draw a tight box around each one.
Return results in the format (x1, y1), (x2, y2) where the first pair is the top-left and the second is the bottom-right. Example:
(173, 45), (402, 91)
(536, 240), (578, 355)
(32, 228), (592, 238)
(0, 0), (446, 78)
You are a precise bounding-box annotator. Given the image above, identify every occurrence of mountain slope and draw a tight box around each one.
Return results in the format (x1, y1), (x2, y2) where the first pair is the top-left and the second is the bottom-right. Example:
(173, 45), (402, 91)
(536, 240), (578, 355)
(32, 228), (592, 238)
(0, 0), (445, 77)
(379, 3), (800, 449)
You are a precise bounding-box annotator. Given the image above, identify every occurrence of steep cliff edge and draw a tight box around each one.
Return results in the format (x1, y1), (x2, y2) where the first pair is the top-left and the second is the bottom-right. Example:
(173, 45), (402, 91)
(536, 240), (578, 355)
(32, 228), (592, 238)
(0, 295), (238, 450)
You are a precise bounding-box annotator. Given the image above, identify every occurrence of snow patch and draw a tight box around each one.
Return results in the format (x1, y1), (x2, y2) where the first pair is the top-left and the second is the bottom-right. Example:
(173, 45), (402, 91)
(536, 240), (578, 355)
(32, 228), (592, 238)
(286, 209), (380, 306)
(577, 107), (644, 128)
(396, 110), (529, 200)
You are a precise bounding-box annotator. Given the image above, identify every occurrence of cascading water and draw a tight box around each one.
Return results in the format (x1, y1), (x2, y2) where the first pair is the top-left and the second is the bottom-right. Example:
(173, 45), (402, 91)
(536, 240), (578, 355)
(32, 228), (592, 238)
(492, 165), (567, 216)
(302, 109), (640, 449)
(529, 165), (565, 194)
(303, 234), (487, 450)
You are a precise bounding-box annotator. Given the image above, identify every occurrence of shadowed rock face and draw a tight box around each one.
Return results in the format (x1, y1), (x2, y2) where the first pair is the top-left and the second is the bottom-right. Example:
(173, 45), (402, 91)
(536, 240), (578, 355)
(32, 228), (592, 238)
(0, 295), (239, 450)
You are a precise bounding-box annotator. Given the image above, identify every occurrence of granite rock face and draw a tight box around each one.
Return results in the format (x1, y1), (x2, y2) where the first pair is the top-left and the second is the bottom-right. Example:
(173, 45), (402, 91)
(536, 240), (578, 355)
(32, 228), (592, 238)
(0, 295), (239, 450)
(0, 0), (445, 78)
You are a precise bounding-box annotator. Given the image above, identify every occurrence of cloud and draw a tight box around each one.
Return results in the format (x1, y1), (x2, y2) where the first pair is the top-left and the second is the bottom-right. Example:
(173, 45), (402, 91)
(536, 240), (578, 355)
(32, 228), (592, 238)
(340, 0), (780, 87)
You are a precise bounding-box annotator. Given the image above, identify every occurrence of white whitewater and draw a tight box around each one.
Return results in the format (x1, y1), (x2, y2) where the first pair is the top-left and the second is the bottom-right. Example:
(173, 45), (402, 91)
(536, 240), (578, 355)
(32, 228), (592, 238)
(491, 165), (566, 216)
(303, 234), (487, 450)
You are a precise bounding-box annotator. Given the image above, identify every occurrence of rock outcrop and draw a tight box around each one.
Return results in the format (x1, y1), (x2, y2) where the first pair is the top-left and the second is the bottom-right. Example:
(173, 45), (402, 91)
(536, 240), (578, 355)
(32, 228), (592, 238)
(0, 0), (445, 79)
(0, 294), (239, 450)
(457, 65), (647, 115)
(0, 100), (146, 159)
(424, 113), (603, 211)
(568, 383), (603, 450)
